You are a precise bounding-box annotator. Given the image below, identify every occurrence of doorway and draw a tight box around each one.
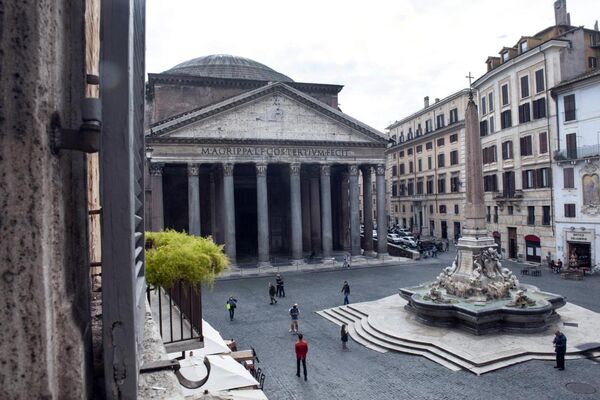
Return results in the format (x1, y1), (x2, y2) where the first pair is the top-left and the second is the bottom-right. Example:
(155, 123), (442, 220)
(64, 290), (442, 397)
(453, 222), (461, 242)
(441, 221), (448, 240)
(568, 242), (591, 269)
(508, 227), (517, 259)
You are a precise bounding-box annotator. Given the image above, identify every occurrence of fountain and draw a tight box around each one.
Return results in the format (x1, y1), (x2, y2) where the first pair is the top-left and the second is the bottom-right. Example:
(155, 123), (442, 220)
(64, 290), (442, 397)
(400, 89), (565, 335)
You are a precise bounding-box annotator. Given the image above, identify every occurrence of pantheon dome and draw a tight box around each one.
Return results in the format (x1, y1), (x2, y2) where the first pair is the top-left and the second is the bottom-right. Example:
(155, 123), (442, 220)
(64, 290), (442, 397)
(163, 54), (294, 82)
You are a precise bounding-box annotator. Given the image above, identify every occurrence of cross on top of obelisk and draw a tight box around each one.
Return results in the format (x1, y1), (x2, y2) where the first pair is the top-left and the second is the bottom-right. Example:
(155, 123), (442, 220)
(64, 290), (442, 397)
(466, 72), (474, 100)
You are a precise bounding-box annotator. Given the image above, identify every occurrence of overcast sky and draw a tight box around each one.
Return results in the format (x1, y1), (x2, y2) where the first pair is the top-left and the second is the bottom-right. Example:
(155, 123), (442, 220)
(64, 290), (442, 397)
(146, 0), (599, 132)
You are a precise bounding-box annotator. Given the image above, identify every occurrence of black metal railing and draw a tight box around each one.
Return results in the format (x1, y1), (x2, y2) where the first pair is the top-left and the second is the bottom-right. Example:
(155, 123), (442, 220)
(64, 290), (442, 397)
(554, 144), (600, 161)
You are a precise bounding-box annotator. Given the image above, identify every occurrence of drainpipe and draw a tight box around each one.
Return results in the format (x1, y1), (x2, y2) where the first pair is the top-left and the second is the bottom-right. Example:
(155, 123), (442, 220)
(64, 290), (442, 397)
(541, 47), (556, 249)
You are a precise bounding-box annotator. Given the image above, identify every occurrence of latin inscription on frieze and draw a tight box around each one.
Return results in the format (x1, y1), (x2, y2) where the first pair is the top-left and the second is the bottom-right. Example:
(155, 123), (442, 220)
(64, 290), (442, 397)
(197, 146), (352, 158)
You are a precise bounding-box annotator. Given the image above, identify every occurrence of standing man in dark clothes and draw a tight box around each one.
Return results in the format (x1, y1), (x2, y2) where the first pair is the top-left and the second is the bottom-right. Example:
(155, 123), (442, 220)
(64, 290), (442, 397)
(226, 296), (237, 321)
(341, 281), (350, 305)
(553, 330), (567, 370)
(268, 282), (277, 305)
(276, 274), (285, 297)
(295, 333), (308, 381)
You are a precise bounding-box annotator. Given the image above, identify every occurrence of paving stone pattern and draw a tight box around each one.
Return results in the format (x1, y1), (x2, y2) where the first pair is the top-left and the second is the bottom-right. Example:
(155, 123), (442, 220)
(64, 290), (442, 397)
(202, 252), (600, 400)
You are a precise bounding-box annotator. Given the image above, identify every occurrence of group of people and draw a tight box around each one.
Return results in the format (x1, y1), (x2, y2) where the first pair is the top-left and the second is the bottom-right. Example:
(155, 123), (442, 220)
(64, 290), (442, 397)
(549, 259), (564, 274)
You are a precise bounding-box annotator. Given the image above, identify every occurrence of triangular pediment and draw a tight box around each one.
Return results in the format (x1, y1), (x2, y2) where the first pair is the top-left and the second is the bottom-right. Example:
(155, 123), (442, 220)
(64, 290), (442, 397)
(148, 83), (386, 145)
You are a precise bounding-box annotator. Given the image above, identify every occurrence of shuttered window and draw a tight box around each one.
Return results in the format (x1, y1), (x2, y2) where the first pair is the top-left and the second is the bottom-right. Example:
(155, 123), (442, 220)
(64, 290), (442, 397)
(501, 84), (509, 105)
(502, 140), (513, 160)
(563, 168), (574, 188)
(532, 97), (546, 119)
(501, 110), (512, 129)
(520, 136), (533, 156)
(564, 94), (576, 121)
(566, 133), (577, 159)
(535, 69), (545, 92)
(564, 203), (576, 218)
(539, 132), (548, 154)
(520, 75), (529, 98)
(518, 103), (531, 123)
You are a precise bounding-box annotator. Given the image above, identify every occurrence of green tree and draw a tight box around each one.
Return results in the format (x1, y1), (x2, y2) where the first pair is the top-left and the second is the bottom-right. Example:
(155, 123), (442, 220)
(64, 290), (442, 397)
(145, 230), (229, 289)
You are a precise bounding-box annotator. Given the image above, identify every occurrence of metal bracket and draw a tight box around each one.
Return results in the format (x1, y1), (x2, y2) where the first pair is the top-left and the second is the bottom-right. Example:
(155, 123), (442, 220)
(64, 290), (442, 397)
(139, 359), (180, 374)
(51, 97), (101, 153)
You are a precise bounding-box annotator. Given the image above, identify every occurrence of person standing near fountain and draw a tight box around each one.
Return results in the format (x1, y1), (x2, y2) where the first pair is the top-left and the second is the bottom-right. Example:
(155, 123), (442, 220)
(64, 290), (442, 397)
(553, 330), (567, 370)
(341, 281), (350, 305)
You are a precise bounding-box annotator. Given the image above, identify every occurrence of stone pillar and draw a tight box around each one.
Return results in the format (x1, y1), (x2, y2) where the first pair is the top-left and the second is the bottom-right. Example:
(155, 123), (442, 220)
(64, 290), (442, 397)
(290, 163), (303, 263)
(187, 163), (201, 236)
(340, 171), (350, 250)
(362, 165), (375, 255)
(256, 163), (271, 267)
(349, 165), (361, 256)
(149, 163), (164, 231)
(376, 164), (388, 257)
(320, 164), (333, 260)
(223, 163), (237, 265)
(301, 172), (312, 253)
(209, 170), (217, 240)
(309, 168), (322, 254)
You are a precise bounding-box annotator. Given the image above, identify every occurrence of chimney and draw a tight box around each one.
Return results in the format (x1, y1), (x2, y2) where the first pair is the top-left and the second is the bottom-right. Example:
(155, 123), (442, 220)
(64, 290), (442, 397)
(424, 96), (430, 108)
(435, 98), (440, 104)
(554, 0), (569, 26)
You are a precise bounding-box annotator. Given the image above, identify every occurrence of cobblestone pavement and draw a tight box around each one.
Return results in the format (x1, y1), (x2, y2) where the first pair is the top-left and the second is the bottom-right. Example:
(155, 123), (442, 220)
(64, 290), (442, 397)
(202, 251), (600, 400)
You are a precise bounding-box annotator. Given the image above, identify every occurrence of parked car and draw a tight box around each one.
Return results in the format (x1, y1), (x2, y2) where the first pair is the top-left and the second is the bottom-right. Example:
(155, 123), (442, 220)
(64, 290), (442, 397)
(399, 235), (418, 248)
(387, 233), (402, 244)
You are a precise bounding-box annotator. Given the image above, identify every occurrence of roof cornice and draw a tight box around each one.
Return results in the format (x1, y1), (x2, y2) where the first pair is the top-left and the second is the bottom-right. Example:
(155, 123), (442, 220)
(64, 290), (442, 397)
(146, 136), (386, 148)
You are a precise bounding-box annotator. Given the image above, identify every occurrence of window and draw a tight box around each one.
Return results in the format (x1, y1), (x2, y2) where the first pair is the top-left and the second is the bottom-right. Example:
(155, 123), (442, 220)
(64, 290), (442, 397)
(480, 120), (489, 136)
(489, 116), (495, 133)
(538, 168), (551, 188)
(399, 181), (406, 196)
(563, 168), (574, 188)
(429, 205), (434, 214)
(425, 120), (433, 133)
(427, 177), (434, 194)
(409, 161), (414, 173)
(486, 206), (491, 222)
(439, 205), (447, 214)
(520, 75), (529, 98)
(399, 150), (404, 157)
(394, 205), (398, 213)
(564, 203), (576, 218)
(527, 206), (535, 225)
(484, 174), (498, 192)
(520, 135), (533, 156)
(449, 108), (458, 124)
(392, 183), (398, 197)
(502, 52), (509, 62)
(564, 94), (576, 121)
(437, 176), (446, 193)
(481, 96), (487, 114)
(399, 163), (405, 175)
(539, 132), (548, 154)
(416, 145), (423, 153)
(488, 92), (494, 111)
(590, 57), (598, 69)
(450, 134), (458, 143)
(450, 175), (460, 192)
(407, 180), (414, 195)
(535, 69), (545, 93)
(399, 133), (404, 142)
(542, 206), (551, 225)
(566, 133), (577, 159)
(523, 168), (552, 189)
(501, 84), (509, 106)
(418, 159), (422, 172)
(407, 131), (413, 140)
(508, 206), (514, 215)
(503, 171), (516, 197)
(402, 205), (406, 212)
(407, 148), (413, 155)
(392, 165), (398, 176)
(450, 150), (459, 165)
(502, 140), (513, 160)
(436, 114), (445, 129)
(437, 137), (445, 146)
(427, 156), (432, 170)
(426, 141), (433, 150)
(520, 41), (528, 53)
(454, 204), (459, 215)
(494, 206), (499, 223)
(437, 153), (445, 167)
(501, 110), (512, 129)
(482, 145), (497, 164)
(522, 169), (535, 189)
(532, 97), (546, 119)
(518, 103), (531, 123)
(416, 124), (422, 136)
(416, 180), (424, 195)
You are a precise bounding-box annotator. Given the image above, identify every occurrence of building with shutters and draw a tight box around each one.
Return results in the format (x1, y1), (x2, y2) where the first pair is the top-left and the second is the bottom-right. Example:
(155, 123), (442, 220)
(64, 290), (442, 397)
(385, 90), (470, 241)
(472, 0), (600, 263)
(551, 69), (600, 270)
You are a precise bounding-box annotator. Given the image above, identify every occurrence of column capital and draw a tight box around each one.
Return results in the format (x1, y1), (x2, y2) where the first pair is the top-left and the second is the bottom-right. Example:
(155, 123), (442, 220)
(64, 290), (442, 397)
(187, 163), (199, 176)
(320, 164), (331, 176)
(290, 162), (301, 176)
(375, 164), (386, 176)
(348, 164), (359, 176)
(256, 162), (268, 177)
(149, 163), (164, 176)
(360, 165), (373, 175)
(223, 162), (235, 176)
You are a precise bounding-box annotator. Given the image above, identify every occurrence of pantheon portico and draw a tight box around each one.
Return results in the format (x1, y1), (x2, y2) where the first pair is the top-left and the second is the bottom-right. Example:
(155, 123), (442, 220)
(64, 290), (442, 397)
(145, 55), (388, 266)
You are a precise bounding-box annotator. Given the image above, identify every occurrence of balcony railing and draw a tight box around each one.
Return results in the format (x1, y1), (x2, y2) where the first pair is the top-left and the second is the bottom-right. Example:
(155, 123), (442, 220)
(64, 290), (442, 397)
(493, 190), (523, 200)
(554, 144), (600, 162)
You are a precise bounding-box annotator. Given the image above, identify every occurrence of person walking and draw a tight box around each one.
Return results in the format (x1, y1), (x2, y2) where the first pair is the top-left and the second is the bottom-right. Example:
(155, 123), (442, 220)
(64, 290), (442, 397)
(341, 281), (350, 305)
(553, 330), (567, 370)
(276, 274), (285, 298)
(431, 244), (438, 258)
(289, 303), (300, 333)
(295, 333), (308, 381)
(226, 296), (237, 321)
(268, 282), (277, 305)
(341, 324), (349, 350)
(342, 254), (350, 269)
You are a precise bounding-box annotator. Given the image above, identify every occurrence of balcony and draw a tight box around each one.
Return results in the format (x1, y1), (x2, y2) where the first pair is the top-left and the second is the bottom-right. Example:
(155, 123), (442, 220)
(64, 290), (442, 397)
(493, 190), (523, 211)
(554, 144), (600, 163)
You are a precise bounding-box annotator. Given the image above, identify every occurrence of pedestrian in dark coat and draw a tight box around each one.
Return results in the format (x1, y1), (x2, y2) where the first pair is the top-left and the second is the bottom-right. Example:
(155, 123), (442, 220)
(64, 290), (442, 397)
(553, 330), (567, 370)
(341, 324), (349, 350)
(276, 274), (285, 297)
(226, 296), (237, 321)
(269, 282), (277, 305)
(341, 281), (350, 305)
(295, 334), (308, 381)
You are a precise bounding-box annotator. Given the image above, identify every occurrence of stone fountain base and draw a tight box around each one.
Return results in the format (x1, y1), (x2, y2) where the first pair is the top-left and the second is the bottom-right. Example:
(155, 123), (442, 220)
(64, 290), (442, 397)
(399, 284), (565, 335)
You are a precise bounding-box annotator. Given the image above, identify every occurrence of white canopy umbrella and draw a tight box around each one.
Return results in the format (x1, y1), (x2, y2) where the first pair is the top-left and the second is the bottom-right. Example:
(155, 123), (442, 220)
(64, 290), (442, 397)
(197, 389), (268, 400)
(180, 355), (259, 396)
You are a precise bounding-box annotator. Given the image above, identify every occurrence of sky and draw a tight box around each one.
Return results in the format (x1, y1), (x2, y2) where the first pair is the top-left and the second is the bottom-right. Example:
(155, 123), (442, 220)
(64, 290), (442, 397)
(146, 0), (599, 132)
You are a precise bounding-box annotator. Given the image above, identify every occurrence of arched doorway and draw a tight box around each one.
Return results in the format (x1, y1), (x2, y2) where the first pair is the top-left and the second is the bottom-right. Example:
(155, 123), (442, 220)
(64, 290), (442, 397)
(525, 234), (541, 263)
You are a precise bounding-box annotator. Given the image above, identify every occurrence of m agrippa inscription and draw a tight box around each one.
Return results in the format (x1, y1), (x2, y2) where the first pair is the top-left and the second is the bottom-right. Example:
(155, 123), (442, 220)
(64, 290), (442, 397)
(197, 146), (352, 158)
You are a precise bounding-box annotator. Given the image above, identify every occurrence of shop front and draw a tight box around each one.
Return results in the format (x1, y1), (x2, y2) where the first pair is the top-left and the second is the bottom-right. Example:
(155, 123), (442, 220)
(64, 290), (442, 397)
(565, 230), (594, 269)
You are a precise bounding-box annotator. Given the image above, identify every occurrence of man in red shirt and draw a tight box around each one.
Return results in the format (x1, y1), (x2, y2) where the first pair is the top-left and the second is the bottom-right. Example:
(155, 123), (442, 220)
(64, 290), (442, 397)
(295, 334), (308, 381)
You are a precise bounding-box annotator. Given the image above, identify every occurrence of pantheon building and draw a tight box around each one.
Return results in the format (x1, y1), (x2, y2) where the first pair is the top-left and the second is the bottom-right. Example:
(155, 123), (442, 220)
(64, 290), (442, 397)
(145, 54), (388, 266)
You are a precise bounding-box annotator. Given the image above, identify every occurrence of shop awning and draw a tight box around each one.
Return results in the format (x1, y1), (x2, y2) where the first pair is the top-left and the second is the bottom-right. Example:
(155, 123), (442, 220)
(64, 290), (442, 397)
(524, 235), (540, 243)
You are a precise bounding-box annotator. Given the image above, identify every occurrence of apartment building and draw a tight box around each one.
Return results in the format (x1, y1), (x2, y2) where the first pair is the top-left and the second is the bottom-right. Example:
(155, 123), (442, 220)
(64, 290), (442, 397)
(472, 0), (600, 263)
(385, 90), (470, 241)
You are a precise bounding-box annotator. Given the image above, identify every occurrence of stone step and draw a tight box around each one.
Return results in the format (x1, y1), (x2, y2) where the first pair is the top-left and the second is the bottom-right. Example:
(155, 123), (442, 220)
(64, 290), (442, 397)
(347, 319), (388, 354)
(345, 304), (369, 318)
(334, 306), (365, 323)
(314, 310), (343, 327)
(319, 308), (353, 326)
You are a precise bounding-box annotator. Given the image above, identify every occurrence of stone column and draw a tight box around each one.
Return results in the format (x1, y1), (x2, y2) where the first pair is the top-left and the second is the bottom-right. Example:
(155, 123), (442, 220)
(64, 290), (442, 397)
(309, 168), (322, 254)
(362, 165), (375, 256)
(301, 172), (312, 253)
(187, 163), (201, 236)
(349, 165), (361, 256)
(149, 163), (164, 231)
(320, 164), (333, 260)
(290, 163), (303, 263)
(256, 163), (271, 267)
(376, 164), (388, 257)
(223, 163), (236, 265)
(209, 171), (217, 239)
(340, 171), (350, 250)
